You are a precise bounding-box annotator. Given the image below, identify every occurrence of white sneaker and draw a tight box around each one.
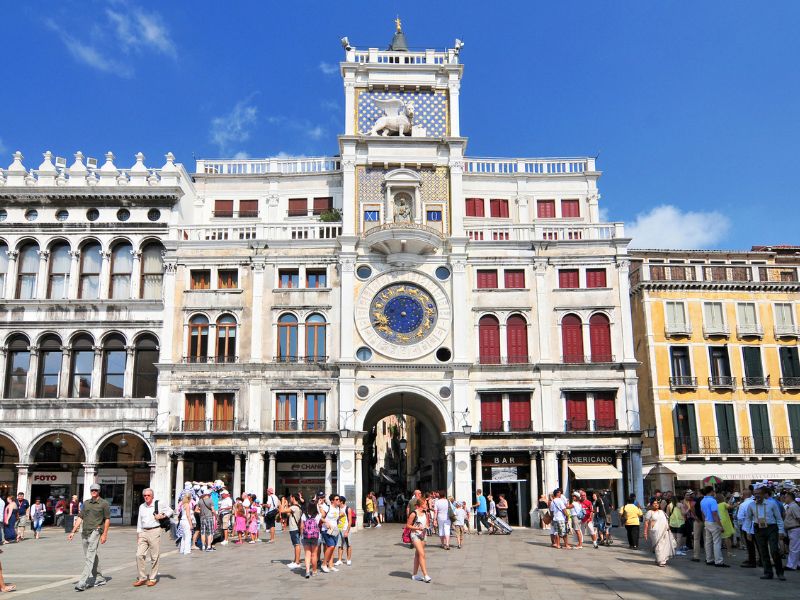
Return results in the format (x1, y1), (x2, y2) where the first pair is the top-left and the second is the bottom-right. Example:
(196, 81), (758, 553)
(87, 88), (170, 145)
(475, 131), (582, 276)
(412, 574), (424, 581)
(334, 560), (343, 566)
(321, 566), (330, 573)
(330, 566), (339, 572)
(423, 575), (432, 583)
(376, 524), (381, 527)
(346, 560), (351, 566)
(220, 540), (228, 545)
(287, 562), (299, 569)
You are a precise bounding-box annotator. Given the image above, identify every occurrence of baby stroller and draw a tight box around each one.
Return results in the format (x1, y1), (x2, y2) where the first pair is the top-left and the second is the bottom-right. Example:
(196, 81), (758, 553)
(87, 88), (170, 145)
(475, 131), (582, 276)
(488, 514), (512, 534)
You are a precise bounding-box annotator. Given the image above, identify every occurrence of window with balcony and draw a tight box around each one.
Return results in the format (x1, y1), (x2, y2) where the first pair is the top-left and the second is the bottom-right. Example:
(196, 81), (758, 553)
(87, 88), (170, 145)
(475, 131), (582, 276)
(279, 269), (300, 288)
(212, 393), (234, 431)
(238, 199), (258, 218)
(312, 197), (333, 216)
(188, 315), (209, 363)
(288, 198), (307, 217)
(140, 243), (164, 300)
(749, 404), (773, 453)
(742, 347), (767, 389)
(774, 303), (797, 336)
(537, 200), (555, 218)
(48, 243), (71, 299)
(101, 335), (126, 397)
(216, 315), (237, 362)
(506, 314), (528, 363)
(561, 314), (584, 363)
(190, 270), (211, 290)
(509, 393), (531, 431)
(586, 268), (606, 288)
(306, 269), (327, 288)
(37, 335), (62, 398)
(589, 314), (612, 362)
(565, 392), (588, 431)
(17, 243), (39, 300)
(709, 346), (734, 388)
(465, 198), (484, 217)
(674, 403), (698, 454)
(5, 335), (30, 398)
(478, 315), (501, 364)
(489, 199), (509, 218)
(558, 269), (579, 289)
(476, 270), (498, 289)
(133, 335), (158, 398)
(214, 199), (234, 218)
(276, 393), (298, 430)
(715, 403), (738, 453)
(561, 199), (580, 218)
(184, 393), (206, 431)
(665, 301), (689, 335)
(305, 393), (326, 430)
(504, 269), (525, 289)
(0, 242), (8, 298)
(669, 346), (694, 388)
(736, 302), (761, 337)
(306, 314), (326, 362)
(277, 314), (298, 362)
(649, 263), (666, 280)
(110, 242), (133, 299)
(70, 335), (94, 398)
(480, 393), (502, 432)
(703, 302), (727, 336)
(779, 347), (800, 389)
(594, 392), (617, 430)
(218, 269), (238, 289)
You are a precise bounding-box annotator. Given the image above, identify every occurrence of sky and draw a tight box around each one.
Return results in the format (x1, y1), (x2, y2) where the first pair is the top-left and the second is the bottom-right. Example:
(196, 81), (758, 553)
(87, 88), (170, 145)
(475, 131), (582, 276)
(1, 0), (799, 251)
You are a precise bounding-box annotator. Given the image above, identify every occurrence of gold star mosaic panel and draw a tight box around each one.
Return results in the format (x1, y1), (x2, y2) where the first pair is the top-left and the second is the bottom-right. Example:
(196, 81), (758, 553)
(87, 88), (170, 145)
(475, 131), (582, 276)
(357, 90), (448, 137)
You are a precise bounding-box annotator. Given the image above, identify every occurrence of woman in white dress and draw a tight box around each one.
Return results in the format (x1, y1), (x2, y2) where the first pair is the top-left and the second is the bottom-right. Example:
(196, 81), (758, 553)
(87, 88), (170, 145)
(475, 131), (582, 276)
(643, 498), (675, 567)
(433, 492), (451, 550)
(178, 494), (194, 555)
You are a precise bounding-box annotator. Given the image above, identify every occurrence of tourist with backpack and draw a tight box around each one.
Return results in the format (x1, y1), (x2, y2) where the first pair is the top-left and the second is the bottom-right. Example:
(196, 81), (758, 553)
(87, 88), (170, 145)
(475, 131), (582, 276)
(133, 488), (173, 587)
(300, 500), (321, 579)
(283, 493), (303, 570)
(335, 496), (353, 566)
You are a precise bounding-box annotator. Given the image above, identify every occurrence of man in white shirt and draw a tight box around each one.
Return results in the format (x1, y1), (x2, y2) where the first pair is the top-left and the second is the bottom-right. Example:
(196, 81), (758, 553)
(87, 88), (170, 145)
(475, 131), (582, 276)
(737, 489), (757, 568)
(549, 488), (571, 549)
(263, 488), (280, 544)
(218, 491), (233, 545)
(321, 494), (342, 572)
(133, 488), (173, 587)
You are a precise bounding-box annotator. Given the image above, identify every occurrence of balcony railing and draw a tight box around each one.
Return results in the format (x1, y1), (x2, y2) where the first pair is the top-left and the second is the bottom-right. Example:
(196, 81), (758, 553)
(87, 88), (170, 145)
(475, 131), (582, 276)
(664, 323), (692, 337)
(774, 324), (800, 338)
(180, 419), (240, 432)
(464, 157), (595, 175)
(478, 420), (534, 433)
(670, 376), (698, 390)
(197, 157), (340, 175)
(477, 355), (532, 365)
(212, 210), (259, 218)
(736, 323), (763, 338)
(743, 376), (770, 390)
(708, 376), (736, 390)
(274, 419), (326, 432)
(273, 355), (329, 364)
(182, 355), (239, 364)
(675, 436), (795, 456)
(565, 419), (619, 432)
(638, 264), (800, 285)
(175, 222), (342, 242)
(702, 324), (730, 338)
(464, 222), (623, 243)
(780, 377), (800, 390)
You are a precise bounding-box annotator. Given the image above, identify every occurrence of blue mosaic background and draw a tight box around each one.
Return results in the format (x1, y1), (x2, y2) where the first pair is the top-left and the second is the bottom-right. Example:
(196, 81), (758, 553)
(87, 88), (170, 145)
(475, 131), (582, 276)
(357, 91), (448, 137)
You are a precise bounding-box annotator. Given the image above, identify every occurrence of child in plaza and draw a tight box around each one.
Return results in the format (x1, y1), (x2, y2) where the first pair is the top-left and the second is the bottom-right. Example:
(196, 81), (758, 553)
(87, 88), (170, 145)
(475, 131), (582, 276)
(233, 500), (247, 544)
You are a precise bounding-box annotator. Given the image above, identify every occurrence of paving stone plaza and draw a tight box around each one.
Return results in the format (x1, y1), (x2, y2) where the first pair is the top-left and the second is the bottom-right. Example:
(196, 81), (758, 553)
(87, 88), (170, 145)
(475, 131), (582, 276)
(0, 524), (796, 599)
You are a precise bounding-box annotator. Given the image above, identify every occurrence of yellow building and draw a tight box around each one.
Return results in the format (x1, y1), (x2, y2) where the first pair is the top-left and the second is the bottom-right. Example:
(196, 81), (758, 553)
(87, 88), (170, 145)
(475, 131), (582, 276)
(630, 247), (800, 492)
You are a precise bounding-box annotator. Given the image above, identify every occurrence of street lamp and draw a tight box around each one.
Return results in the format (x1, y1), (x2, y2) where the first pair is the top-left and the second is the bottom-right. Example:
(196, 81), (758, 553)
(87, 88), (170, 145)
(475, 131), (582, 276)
(643, 426), (657, 439)
(399, 438), (407, 451)
(339, 409), (357, 438)
(458, 409), (472, 434)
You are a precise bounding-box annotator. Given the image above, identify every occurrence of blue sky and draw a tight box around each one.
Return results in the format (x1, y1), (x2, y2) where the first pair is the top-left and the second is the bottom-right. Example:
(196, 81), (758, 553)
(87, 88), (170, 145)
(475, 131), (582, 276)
(2, 1), (799, 250)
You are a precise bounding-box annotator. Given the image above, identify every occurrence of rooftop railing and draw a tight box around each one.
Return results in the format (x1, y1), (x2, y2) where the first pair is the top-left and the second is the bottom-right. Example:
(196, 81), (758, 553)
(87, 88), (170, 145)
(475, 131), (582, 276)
(464, 157), (595, 175)
(196, 157), (341, 175)
(175, 222), (342, 242)
(465, 223), (623, 242)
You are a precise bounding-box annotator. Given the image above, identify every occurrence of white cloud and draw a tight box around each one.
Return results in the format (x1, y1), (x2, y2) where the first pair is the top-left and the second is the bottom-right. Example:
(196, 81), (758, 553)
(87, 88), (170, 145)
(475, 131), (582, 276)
(318, 61), (338, 75)
(266, 115), (326, 141)
(626, 204), (731, 249)
(210, 99), (258, 154)
(232, 151), (250, 160)
(307, 125), (324, 140)
(106, 5), (177, 59)
(45, 19), (133, 77)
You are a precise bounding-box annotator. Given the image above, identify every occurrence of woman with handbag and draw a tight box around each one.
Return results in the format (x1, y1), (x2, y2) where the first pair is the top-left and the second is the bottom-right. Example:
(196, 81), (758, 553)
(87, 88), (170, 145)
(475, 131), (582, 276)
(406, 497), (431, 583)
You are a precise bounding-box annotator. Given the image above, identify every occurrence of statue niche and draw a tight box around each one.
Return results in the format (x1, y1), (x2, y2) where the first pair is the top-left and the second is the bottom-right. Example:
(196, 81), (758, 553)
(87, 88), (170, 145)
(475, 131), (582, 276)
(393, 192), (413, 223)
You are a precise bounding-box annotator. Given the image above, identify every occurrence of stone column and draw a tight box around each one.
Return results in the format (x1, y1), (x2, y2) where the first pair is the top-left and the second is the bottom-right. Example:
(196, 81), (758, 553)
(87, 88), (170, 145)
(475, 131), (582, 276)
(446, 448), (455, 498)
(15, 464), (30, 499)
(529, 451), (539, 526)
(324, 452), (334, 496)
(89, 346), (102, 397)
(129, 250), (142, 299)
(615, 451), (625, 509)
(59, 346), (71, 398)
(560, 451), (570, 496)
(174, 453), (185, 504)
(340, 156), (356, 236)
(338, 255), (356, 360)
(616, 258), (636, 363)
(0, 351), (5, 396)
(354, 451), (363, 529)
(232, 453), (243, 499)
(244, 451), (264, 498)
(98, 250), (112, 300)
(630, 449), (643, 506)
(149, 462), (157, 492)
(449, 159), (465, 236)
(448, 79), (461, 137)
(453, 446), (472, 504)
(36, 249), (49, 299)
(533, 259), (551, 360)
(451, 255), (469, 362)
(3, 251), (18, 298)
(122, 345), (135, 397)
(67, 250), (80, 299)
(160, 262), (177, 360)
(250, 263), (265, 361)
(267, 452), (277, 493)
(543, 449), (558, 497)
(82, 463), (97, 500)
(474, 452), (482, 492)
(25, 346), (39, 398)
(337, 446), (355, 497)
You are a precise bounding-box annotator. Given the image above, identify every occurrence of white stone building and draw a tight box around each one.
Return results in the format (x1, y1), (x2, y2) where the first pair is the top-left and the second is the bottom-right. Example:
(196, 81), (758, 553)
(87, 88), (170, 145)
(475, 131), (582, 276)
(0, 27), (643, 526)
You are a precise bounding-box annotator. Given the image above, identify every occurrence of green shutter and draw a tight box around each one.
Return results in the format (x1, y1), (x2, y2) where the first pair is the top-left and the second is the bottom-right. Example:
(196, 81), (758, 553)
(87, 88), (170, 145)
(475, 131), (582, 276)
(749, 404), (772, 453)
(781, 347), (800, 377)
(788, 405), (800, 453)
(742, 347), (763, 378)
(715, 404), (737, 453)
(687, 404), (698, 453)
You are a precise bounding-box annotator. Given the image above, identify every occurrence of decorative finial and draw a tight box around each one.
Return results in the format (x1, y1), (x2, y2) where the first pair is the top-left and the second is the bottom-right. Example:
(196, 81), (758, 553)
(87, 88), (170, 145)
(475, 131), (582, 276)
(395, 16), (402, 33)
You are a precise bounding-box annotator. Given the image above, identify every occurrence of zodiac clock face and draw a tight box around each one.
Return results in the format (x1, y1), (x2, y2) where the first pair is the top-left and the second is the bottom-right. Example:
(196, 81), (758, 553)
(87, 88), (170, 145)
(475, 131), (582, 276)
(369, 283), (437, 345)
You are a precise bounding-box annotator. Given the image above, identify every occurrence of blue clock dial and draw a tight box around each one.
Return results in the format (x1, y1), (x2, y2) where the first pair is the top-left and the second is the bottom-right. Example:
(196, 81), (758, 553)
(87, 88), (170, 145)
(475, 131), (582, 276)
(370, 283), (437, 345)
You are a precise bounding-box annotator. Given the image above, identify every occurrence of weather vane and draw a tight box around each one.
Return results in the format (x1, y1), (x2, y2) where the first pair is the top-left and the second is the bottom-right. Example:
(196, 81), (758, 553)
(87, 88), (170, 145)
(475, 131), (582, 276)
(395, 16), (402, 33)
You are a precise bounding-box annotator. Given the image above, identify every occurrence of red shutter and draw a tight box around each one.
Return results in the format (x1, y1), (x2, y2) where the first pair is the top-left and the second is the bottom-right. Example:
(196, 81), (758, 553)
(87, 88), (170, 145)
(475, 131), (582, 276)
(558, 269), (579, 289)
(506, 315), (528, 363)
(561, 314), (584, 362)
(537, 200), (555, 218)
(586, 268), (607, 288)
(504, 269), (525, 288)
(589, 314), (612, 362)
(239, 199), (258, 218)
(509, 393), (531, 430)
(477, 270), (498, 289)
(478, 315), (501, 364)
(465, 198), (484, 217)
(594, 392), (616, 430)
(565, 392), (588, 430)
(288, 198), (307, 217)
(561, 199), (580, 218)
(490, 199), (509, 218)
(480, 393), (502, 431)
(313, 197), (333, 215)
(214, 199), (233, 217)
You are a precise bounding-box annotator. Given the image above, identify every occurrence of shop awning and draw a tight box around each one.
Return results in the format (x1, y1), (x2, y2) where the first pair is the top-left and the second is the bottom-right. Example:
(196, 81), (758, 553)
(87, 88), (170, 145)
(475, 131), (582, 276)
(668, 462), (800, 481)
(569, 464), (622, 480)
